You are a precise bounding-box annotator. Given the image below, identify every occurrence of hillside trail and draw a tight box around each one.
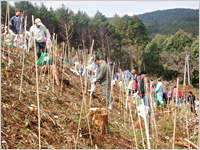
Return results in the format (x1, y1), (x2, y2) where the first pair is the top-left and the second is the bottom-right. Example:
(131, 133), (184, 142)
(1, 45), (199, 149)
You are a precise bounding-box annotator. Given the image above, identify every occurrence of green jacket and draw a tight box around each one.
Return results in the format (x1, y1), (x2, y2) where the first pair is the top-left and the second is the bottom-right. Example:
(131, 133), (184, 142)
(96, 60), (111, 85)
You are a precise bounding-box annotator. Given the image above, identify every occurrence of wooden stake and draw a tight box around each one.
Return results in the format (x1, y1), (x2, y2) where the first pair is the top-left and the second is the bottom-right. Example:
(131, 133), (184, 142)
(132, 84), (146, 149)
(111, 62), (115, 97)
(88, 39), (94, 59)
(149, 84), (158, 148)
(106, 58), (109, 113)
(185, 111), (190, 149)
(7, 2), (11, 67)
(32, 15), (41, 149)
(172, 78), (179, 149)
(52, 33), (55, 92)
(19, 15), (27, 101)
(184, 138), (199, 149)
(75, 51), (93, 148)
(60, 42), (65, 96)
(128, 99), (138, 149)
(88, 41), (95, 106)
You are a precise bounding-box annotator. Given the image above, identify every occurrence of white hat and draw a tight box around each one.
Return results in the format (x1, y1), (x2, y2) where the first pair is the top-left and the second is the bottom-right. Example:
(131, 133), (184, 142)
(35, 18), (42, 25)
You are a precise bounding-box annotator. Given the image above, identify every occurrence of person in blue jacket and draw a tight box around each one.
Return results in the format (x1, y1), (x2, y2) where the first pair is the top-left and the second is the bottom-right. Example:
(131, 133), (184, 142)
(9, 8), (25, 34)
(155, 78), (164, 105)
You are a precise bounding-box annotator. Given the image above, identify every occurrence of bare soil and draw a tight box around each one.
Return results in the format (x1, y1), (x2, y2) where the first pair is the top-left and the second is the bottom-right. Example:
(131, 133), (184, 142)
(1, 45), (199, 149)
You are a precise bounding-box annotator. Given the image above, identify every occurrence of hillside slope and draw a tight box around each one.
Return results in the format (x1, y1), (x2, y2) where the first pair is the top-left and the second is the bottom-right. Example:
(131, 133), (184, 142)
(137, 8), (199, 37)
(1, 45), (199, 149)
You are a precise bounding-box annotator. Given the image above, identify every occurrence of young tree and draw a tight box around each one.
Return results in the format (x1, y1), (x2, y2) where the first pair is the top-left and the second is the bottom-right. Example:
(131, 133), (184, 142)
(122, 15), (148, 72)
(56, 4), (74, 63)
(111, 14), (124, 69)
(92, 11), (112, 60)
(74, 10), (90, 53)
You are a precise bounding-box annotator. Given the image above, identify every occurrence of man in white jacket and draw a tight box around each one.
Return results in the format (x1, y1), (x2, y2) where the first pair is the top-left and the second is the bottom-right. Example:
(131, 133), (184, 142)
(29, 18), (49, 59)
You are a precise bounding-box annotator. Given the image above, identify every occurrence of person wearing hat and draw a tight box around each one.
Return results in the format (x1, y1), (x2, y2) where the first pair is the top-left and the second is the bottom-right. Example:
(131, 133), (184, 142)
(29, 18), (49, 59)
(94, 56), (113, 109)
(136, 70), (152, 119)
(9, 8), (25, 34)
(155, 78), (164, 105)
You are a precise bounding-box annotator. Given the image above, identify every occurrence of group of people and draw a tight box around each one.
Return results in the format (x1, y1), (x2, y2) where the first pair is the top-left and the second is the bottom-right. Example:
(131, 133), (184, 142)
(2, 8), (51, 58)
(5, 8), (198, 116)
(71, 53), (198, 116)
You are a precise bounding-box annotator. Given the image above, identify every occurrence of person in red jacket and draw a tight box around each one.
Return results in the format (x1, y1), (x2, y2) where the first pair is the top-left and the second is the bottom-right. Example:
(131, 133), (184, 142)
(170, 86), (182, 106)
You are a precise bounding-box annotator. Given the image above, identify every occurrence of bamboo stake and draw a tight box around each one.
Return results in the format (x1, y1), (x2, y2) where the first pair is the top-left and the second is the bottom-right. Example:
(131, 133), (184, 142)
(88, 39), (94, 60)
(149, 83), (158, 148)
(88, 41), (95, 106)
(7, 2), (11, 67)
(111, 62), (115, 97)
(75, 50), (84, 149)
(32, 15), (41, 149)
(41, 34), (51, 84)
(39, 44), (47, 84)
(19, 16), (27, 101)
(60, 42), (65, 96)
(75, 97), (84, 149)
(132, 83), (146, 149)
(75, 51), (93, 148)
(52, 33), (55, 92)
(184, 138), (199, 149)
(106, 58), (109, 113)
(17, 11), (24, 65)
(185, 111), (190, 149)
(122, 74), (125, 124)
(172, 78), (179, 149)
(128, 99), (138, 149)
(83, 51), (93, 146)
(143, 77), (151, 149)
(149, 84), (154, 139)
(83, 51), (92, 140)
(2, 2), (8, 56)
(48, 41), (51, 86)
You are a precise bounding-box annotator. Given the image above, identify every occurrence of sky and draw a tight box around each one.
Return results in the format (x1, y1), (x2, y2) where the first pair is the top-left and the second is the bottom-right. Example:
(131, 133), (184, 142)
(9, 1), (199, 17)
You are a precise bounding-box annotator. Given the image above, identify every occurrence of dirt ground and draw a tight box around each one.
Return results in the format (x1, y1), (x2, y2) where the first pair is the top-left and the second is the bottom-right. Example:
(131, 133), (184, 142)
(1, 45), (199, 149)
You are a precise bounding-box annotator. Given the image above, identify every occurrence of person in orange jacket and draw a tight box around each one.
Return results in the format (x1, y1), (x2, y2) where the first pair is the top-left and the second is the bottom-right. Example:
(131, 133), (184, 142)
(170, 86), (182, 106)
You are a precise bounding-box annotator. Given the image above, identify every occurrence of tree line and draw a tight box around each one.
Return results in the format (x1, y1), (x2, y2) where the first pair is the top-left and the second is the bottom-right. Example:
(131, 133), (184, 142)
(137, 8), (199, 38)
(1, 1), (199, 87)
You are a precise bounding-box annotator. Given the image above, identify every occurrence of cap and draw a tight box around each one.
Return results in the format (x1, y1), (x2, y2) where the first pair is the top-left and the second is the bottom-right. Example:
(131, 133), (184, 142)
(157, 78), (161, 81)
(35, 18), (42, 25)
(139, 70), (146, 75)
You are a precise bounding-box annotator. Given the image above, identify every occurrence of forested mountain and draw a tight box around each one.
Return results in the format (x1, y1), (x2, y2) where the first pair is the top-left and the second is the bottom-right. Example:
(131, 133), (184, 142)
(137, 8), (199, 38)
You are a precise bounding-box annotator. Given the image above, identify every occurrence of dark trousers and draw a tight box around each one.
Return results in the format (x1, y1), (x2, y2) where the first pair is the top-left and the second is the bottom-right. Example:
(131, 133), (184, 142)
(36, 41), (47, 59)
(190, 104), (196, 113)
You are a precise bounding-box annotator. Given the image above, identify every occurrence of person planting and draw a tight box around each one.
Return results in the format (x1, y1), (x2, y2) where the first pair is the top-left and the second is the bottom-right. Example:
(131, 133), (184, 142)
(94, 56), (113, 109)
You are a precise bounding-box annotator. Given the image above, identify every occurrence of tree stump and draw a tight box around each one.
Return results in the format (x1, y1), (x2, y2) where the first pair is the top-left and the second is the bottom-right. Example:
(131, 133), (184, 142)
(97, 114), (108, 134)
(87, 108), (108, 134)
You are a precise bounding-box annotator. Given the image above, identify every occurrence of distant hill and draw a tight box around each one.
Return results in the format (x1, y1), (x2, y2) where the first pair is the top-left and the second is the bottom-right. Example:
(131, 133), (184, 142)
(136, 8), (199, 38)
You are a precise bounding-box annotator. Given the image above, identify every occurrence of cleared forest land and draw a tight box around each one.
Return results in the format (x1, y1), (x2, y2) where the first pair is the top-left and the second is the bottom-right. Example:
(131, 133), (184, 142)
(1, 45), (199, 149)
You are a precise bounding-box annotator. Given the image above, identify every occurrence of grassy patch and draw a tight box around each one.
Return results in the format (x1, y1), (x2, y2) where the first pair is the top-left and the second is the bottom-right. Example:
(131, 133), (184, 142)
(55, 128), (62, 134)
(21, 129), (29, 134)
(1, 62), (5, 69)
